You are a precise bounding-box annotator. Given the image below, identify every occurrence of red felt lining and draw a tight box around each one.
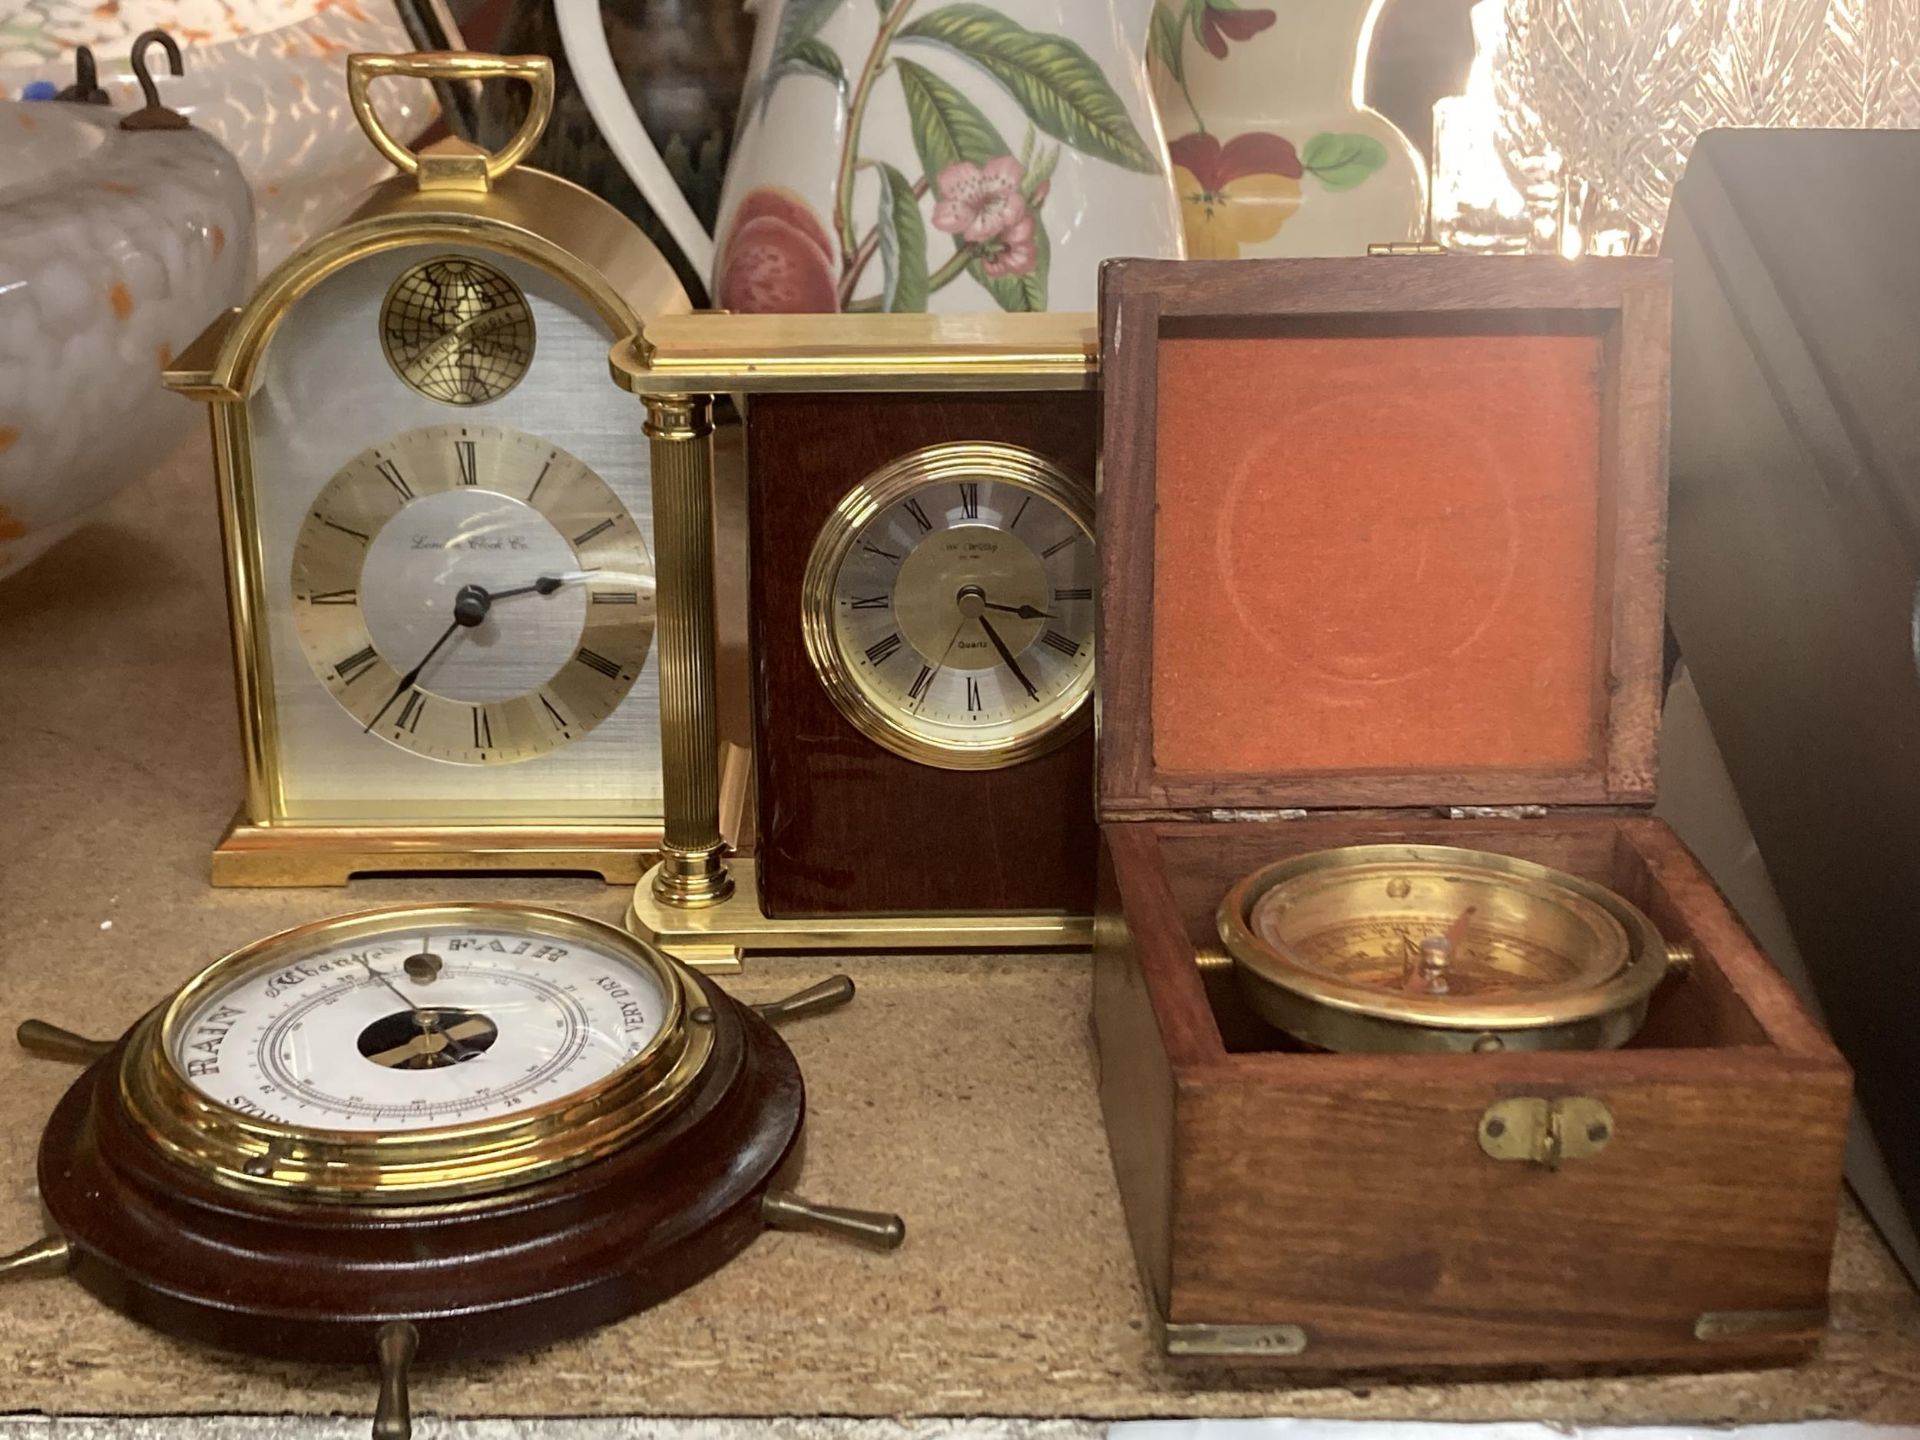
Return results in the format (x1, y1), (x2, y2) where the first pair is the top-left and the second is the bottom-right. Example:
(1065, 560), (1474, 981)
(1150, 328), (1605, 776)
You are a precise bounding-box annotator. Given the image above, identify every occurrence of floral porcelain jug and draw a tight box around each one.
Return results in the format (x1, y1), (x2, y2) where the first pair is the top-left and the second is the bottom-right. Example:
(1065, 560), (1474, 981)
(562, 0), (1184, 312)
(1150, 0), (1425, 257)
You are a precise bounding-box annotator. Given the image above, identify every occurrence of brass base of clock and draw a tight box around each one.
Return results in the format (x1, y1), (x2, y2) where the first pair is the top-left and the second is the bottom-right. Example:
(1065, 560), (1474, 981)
(627, 857), (1092, 972)
(210, 810), (661, 887)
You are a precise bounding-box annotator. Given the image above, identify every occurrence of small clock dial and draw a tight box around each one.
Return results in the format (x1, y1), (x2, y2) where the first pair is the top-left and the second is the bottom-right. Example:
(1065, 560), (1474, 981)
(168, 919), (673, 1132)
(803, 444), (1095, 769)
(380, 255), (536, 405)
(292, 424), (653, 765)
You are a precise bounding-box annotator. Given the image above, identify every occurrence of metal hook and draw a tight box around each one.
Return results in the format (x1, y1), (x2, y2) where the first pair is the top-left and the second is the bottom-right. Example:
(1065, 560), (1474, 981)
(121, 30), (190, 131)
(54, 47), (110, 105)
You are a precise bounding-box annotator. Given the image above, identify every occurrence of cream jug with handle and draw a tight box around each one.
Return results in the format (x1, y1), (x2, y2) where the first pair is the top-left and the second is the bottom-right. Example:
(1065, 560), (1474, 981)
(561, 0), (1183, 313)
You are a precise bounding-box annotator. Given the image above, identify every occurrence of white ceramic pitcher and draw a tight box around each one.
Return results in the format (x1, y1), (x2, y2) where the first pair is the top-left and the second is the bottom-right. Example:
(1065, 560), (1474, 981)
(560, 0), (1183, 313)
(1149, 0), (1425, 257)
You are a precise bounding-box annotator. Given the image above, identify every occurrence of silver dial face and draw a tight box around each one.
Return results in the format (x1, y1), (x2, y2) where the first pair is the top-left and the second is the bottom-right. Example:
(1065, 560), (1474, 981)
(169, 921), (672, 1132)
(815, 459), (1096, 767)
(291, 423), (654, 765)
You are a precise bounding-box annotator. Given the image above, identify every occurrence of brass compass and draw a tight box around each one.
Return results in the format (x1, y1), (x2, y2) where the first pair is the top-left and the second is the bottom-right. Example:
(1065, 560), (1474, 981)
(1219, 846), (1693, 1053)
(0, 904), (902, 1438)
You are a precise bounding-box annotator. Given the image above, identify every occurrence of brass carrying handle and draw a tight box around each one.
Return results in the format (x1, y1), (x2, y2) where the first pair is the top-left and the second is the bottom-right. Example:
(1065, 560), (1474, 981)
(347, 52), (553, 187)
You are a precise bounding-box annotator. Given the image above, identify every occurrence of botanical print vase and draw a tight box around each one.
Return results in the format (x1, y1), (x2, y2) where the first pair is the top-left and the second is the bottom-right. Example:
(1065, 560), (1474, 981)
(711, 0), (1183, 314)
(1149, 0), (1424, 257)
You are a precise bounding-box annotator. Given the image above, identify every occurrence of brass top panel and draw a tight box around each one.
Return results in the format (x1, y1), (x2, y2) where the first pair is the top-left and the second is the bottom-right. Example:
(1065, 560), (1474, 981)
(610, 312), (1099, 395)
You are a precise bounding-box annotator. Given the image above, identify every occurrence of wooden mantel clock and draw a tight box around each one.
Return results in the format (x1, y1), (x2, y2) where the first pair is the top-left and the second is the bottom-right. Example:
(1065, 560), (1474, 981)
(609, 314), (1102, 967)
(164, 53), (692, 886)
(0, 903), (902, 1439)
(1089, 256), (1852, 1373)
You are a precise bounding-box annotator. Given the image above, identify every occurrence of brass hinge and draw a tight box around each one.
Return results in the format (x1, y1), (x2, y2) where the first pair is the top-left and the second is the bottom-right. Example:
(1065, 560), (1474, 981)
(1479, 1097), (1614, 1170)
(1165, 1322), (1308, 1358)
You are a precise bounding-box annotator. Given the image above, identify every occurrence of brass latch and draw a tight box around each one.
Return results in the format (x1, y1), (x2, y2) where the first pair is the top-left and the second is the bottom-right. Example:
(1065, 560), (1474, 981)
(1478, 1097), (1614, 1170)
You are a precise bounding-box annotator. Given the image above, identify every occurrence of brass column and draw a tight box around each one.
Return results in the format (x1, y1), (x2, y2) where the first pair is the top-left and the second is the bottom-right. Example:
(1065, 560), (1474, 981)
(644, 392), (734, 906)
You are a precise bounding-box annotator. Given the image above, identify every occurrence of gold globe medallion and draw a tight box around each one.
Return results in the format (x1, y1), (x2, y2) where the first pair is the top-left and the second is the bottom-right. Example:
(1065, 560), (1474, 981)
(380, 255), (536, 405)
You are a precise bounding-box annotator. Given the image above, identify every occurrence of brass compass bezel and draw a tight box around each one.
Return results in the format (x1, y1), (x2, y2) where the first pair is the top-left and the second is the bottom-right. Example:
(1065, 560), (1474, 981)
(800, 441), (1095, 771)
(1218, 844), (1673, 1053)
(119, 902), (714, 1204)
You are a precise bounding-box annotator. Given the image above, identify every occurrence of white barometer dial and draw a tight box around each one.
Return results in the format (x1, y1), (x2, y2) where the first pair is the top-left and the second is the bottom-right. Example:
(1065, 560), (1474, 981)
(169, 920), (670, 1132)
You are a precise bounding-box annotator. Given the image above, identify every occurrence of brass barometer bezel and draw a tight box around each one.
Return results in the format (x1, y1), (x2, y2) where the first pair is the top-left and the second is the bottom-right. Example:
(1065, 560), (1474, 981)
(1218, 845), (1675, 1053)
(121, 902), (714, 1203)
(800, 441), (1096, 771)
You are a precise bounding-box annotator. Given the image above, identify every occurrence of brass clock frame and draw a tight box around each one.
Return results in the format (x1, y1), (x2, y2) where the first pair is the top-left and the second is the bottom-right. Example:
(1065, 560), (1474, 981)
(800, 441), (1095, 771)
(610, 313), (1099, 969)
(162, 52), (691, 886)
(125, 903), (713, 1203)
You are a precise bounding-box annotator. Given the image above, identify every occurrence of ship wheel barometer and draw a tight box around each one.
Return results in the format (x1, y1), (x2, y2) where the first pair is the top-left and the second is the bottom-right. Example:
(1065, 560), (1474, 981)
(0, 904), (902, 1438)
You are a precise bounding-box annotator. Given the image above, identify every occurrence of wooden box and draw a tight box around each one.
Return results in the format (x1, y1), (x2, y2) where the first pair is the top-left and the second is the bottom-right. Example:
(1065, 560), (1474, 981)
(1089, 257), (1852, 1373)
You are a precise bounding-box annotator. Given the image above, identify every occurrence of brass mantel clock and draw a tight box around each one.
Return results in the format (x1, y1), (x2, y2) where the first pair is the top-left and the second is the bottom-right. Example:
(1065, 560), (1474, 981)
(609, 314), (1101, 967)
(165, 53), (690, 885)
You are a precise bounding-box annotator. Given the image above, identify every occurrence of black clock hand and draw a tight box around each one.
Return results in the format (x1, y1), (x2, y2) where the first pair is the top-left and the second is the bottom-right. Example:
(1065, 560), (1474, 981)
(977, 615), (1040, 701)
(982, 600), (1056, 621)
(352, 954), (422, 1014)
(487, 575), (563, 602)
(362, 584), (489, 733)
(487, 569), (600, 603)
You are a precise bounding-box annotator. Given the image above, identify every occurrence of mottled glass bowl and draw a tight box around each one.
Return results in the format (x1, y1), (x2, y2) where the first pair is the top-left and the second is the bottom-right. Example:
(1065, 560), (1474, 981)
(0, 100), (252, 578)
(0, 1), (436, 267)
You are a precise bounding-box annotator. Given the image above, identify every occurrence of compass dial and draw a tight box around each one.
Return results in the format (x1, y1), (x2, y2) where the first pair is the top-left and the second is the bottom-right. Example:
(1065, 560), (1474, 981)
(1218, 845), (1677, 1053)
(379, 255), (535, 405)
(168, 917), (674, 1133)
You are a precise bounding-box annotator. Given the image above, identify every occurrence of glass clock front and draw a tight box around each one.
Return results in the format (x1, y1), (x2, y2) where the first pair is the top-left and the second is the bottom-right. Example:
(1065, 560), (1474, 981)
(243, 244), (660, 823)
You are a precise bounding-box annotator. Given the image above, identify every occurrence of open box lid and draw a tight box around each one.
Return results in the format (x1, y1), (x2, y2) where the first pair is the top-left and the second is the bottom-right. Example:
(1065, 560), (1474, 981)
(1096, 256), (1671, 818)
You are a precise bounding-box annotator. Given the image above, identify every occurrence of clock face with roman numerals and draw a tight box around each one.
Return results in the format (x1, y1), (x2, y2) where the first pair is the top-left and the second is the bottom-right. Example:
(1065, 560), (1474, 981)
(801, 443), (1096, 770)
(291, 424), (653, 765)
